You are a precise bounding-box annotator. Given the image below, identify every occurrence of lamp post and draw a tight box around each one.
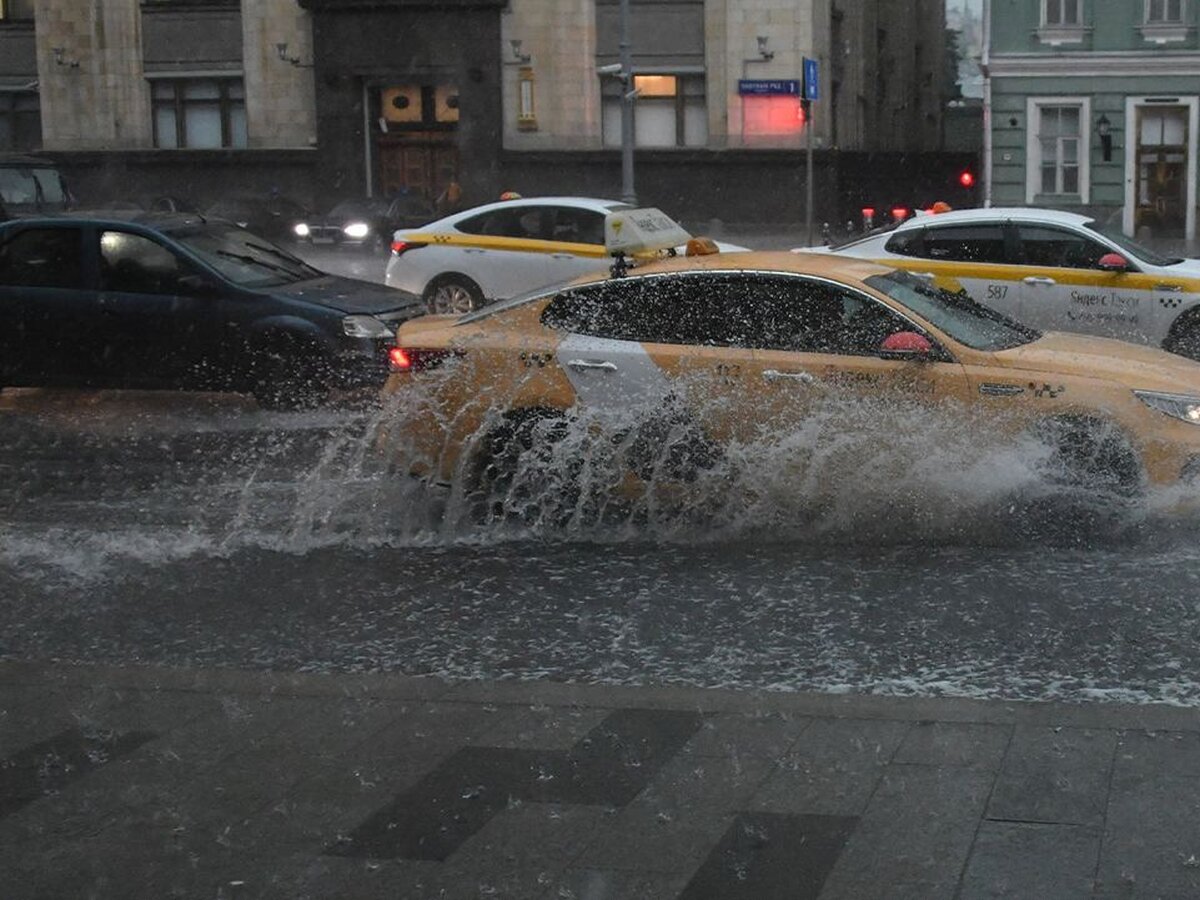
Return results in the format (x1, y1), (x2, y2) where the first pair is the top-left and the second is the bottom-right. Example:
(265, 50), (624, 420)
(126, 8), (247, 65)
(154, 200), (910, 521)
(618, 0), (636, 205)
(1097, 113), (1113, 163)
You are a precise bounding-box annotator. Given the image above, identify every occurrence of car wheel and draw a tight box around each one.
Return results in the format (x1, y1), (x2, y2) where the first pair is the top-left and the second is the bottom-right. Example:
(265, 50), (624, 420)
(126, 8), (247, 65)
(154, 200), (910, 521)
(1163, 312), (1200, 360)
(466, 411), (579, 525)
(426, 276), (483, 315)
(250, 334), (329, 411)
(1034, 416), (1142, 496)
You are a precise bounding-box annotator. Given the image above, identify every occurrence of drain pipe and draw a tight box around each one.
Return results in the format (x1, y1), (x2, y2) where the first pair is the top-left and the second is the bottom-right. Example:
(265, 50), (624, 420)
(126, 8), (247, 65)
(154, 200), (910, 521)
(981, 0), (993, 208)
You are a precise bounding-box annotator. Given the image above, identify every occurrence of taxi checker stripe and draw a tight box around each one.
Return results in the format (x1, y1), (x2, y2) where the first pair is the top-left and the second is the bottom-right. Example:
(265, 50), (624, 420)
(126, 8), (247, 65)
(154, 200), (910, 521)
(885, 260), (1200, 294)
(403, 232), (609, 259)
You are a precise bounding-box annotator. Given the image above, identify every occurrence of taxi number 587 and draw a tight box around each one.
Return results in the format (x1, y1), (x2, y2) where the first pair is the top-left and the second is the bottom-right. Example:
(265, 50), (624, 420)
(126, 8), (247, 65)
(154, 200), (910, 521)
(986, 284), (1009, 300)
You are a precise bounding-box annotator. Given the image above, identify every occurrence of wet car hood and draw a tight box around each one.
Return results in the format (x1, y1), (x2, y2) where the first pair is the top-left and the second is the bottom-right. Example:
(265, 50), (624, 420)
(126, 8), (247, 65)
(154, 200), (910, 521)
(273, 275), (422, 315)
(995, 331), (1200, 392)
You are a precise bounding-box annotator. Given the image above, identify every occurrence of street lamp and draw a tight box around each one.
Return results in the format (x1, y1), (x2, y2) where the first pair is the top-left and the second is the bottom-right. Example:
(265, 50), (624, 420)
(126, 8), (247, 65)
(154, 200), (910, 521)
(1097, 113), (1113, 162)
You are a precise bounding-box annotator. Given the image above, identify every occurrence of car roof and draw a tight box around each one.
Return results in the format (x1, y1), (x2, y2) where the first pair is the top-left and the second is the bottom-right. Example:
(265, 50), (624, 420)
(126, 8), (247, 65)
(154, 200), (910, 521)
(0, 211), (215, 232)
(438, 196), (628, 224)
(894, 206), (1095, 231)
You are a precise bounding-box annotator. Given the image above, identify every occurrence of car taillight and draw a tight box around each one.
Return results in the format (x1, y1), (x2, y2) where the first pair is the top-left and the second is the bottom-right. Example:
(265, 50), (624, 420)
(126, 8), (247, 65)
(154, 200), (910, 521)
(388, 347), (460, 373)
(390, 240), (426, 256)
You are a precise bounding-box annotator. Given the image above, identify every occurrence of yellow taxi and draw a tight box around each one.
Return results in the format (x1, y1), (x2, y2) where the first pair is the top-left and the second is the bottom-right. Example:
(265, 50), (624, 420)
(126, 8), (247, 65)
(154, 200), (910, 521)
(380, 209), (1200, 507)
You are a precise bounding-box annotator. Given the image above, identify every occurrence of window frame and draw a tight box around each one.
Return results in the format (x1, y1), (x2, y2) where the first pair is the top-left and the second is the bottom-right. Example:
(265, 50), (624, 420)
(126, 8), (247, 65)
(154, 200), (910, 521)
(1036, 0), (1089, 44)
(1026, 96), (1092, 205)
(149, 77), (247, 150)
(1146, 0), (1185, 23)
(0, 0), (36, 21)
(601, 71), (707, 149)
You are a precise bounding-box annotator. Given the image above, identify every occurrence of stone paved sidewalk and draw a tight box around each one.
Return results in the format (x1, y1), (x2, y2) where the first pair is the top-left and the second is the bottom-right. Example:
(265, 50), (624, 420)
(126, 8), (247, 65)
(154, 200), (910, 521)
(3, 660), (1200, 899)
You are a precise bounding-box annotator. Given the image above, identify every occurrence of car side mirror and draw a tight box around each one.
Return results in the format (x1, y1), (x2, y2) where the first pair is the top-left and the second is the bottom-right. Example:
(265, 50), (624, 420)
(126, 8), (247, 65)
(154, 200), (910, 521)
(1098, 252), (1130, 272)
(878, 330), (934, 361)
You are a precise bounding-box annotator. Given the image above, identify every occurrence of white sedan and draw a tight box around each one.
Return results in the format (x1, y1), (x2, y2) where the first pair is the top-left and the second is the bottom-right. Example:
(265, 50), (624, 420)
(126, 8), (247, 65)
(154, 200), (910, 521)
(384, 196), (745, 313)
(803, 207), (1200, 358)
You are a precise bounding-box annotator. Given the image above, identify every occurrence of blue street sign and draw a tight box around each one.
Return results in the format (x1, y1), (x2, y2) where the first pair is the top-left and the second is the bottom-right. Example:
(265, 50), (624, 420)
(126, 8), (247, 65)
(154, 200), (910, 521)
(737, 79), (801, 96)
(803, 57), (819, 101)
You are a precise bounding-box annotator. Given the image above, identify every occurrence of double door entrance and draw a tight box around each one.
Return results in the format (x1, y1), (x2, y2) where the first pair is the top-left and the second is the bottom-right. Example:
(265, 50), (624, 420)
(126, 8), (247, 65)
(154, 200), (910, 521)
(378, 135), (458, 206)
(1124, 98), (1198, 243)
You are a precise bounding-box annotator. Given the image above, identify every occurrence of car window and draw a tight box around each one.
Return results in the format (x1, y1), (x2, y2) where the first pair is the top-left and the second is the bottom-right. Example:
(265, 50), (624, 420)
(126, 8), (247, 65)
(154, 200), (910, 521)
(100, 231), (201, 296)
(541, 276), (694, 343)
(867, 270), (1040, 351)
(922, 224), (1008, 264)
(883, 227), (924, 257)
(549, 207), (606, 245)
(456, 207), (552, 240)
(0, 227), (83, 289)
(1017, 224), (1110, 269)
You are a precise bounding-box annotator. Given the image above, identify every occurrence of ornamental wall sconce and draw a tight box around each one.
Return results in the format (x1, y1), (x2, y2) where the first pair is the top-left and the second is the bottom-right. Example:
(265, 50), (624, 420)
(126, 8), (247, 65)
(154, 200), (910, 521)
(1097, 113), (1113, 162)
(51, 47), (80, 69)
(275, 42), (314, 68)
(509, 39), (532, 64)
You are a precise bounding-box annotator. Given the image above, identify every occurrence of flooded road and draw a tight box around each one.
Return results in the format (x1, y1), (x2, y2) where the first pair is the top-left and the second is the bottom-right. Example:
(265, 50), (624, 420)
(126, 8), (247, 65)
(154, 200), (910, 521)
(3, 384), (1200, 707)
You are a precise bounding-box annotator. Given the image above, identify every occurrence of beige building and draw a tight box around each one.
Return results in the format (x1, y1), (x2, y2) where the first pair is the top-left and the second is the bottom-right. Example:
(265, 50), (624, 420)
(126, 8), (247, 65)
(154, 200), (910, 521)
(500, 0), (949, 154)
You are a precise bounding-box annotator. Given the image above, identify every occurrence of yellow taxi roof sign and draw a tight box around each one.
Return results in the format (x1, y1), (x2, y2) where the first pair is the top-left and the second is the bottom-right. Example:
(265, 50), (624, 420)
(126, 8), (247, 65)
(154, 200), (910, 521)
(604, 208), (692, 257)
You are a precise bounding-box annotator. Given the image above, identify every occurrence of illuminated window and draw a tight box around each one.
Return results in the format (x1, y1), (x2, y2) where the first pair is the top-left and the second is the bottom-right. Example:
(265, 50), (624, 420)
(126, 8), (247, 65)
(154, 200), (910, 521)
(743, 96), (806, 139)
(601, 73), (705, 148)
(517, 67), (537, 131)
(150, 79), (246, 149)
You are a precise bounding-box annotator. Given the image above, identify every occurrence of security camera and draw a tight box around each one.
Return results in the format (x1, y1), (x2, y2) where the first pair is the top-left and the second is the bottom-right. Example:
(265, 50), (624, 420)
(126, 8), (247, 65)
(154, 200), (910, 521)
(597, 63), (624, 75)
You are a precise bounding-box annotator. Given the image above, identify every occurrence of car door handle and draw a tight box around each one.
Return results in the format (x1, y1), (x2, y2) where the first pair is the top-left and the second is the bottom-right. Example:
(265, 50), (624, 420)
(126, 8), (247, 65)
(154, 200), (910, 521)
(763, 369), (816, 384)
(464, 247), (486, 254)
(1023, 276), (1056, 286)
(552, 253), (578, 260)
(910, 271), (936, 281)
(567, 359), (617, 373)
(1154, 283), (1184, 292)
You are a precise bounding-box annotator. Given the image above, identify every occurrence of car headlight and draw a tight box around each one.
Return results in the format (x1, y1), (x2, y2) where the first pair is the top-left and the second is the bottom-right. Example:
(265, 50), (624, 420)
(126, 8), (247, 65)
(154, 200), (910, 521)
(294, 223), (310, 237)
(343, 222), (370, 239)
(342, 315), (393, 339)
(1135, 390), (1200, 424)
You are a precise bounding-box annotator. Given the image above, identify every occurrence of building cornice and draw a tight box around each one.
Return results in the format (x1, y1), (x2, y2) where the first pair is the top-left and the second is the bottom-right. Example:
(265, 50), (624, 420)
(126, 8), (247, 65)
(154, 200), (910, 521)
(990, 51), (1200, 78)
(298, 0), (507, 10)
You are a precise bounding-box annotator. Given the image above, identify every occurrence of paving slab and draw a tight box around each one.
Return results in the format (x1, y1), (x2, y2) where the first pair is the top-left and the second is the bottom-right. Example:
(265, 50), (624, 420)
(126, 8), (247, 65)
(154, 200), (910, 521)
(6, 662), (1200, 899)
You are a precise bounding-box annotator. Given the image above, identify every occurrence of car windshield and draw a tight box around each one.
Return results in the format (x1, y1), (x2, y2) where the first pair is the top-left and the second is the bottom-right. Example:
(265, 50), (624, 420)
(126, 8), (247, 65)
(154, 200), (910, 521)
(172, 224), (322, 286)
(866, 270), (1041, 351)
(1085, 221), (1184, 266)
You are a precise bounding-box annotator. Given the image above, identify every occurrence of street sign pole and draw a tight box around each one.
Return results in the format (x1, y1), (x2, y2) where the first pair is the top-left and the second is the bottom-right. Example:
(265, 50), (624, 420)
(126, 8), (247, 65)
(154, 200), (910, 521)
(802, 57), (819, 248)
(804, 98), (813, 248)
(619, 0), (636, 205)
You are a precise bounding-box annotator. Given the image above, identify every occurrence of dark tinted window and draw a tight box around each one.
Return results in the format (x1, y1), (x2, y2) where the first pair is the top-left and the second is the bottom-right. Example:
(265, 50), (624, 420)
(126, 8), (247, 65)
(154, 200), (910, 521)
(1018, 225), (1109, 269)
(884, 228), (924, 257)
(0, 227), (83, 288)
(922, 224), (1008, 263)
(542, 273), (912, 355)
(457, 207), (552, 240)
(100, 231), (198, 295)
(549, 207), (605, 245)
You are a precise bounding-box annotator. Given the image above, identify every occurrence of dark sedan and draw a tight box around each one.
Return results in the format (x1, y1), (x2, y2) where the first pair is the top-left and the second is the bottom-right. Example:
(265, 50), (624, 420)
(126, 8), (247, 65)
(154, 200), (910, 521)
(0, 213), (424, 408)
(297, 195), (435, 253)
(205, 194), (310, 246)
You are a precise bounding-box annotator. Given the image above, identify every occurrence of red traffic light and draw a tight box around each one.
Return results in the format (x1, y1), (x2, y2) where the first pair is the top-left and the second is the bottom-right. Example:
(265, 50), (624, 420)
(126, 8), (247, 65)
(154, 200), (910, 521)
(959, 170), (976, 188)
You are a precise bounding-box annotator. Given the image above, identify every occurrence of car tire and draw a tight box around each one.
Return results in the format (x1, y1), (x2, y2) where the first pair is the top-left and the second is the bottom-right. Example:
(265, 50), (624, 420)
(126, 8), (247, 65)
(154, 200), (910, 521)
(425, 276), (483, 315)
(466, 410), (578, 525)
(1163, 311), (1200, 361)
(1034, 416), (1142, 497)
(250, 334), (329, 411)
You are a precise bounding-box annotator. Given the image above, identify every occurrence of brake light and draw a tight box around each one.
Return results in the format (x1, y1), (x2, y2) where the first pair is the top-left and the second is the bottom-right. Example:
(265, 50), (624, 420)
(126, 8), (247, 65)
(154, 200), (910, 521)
(388, 347), (461, 373)
(891, 207), (909, 221)
(390, 240), (426, 256)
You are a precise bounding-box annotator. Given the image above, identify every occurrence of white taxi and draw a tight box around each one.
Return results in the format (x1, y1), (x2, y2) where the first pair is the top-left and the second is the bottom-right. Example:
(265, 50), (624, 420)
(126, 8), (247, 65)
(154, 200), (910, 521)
(808, 207), (1200, 359)
(383, 196), (745, 314)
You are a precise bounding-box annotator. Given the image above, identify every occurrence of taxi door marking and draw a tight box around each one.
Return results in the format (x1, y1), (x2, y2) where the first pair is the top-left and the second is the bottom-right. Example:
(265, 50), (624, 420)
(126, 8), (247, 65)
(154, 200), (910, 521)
(556, 333), (672, 413)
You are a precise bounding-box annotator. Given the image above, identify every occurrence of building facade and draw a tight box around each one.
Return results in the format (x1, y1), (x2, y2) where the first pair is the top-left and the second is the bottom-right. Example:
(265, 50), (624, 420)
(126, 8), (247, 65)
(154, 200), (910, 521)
(987, 0), (1200, 242)
(3, 0), (967, 225)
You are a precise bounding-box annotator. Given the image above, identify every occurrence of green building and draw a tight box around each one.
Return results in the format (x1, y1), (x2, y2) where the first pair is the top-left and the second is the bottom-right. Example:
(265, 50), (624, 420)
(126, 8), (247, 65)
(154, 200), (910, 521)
(986, 0), (1199, 243)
